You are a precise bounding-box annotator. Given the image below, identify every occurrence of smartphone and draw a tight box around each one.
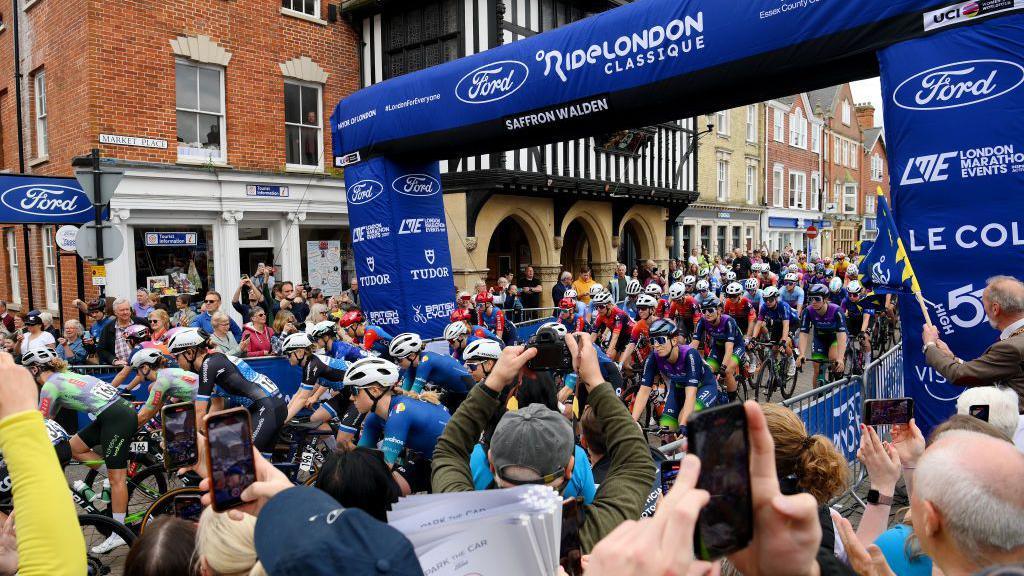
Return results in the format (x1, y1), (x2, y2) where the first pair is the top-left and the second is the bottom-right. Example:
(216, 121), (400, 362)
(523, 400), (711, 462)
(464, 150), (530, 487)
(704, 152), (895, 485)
(559, 498), (584, 576)
(161, 402), (198, 471)
(687, 403), (753, 561)
(969, 404), (990, 422)
(204, 407), (255, 512)
(241, 274), (249, 281)
(173, 494), (204, 522)
(660, 459), (682, 494)
(863, 398), (913, 426)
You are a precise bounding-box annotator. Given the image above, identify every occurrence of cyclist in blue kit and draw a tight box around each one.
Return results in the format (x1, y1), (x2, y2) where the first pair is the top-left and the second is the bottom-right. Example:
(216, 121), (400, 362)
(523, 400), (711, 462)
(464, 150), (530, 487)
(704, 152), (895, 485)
(753, 286), (799, 378)
(280, 333), (363, 444)
(690, 297), (744, 402)
(642, 319), (722, 433)
(779, 272), (805, 318)
(797, 283), (848, 381)
(444, 320), (501, 361)
(309, 320), (365, 363)
(391, 333), (475, 414)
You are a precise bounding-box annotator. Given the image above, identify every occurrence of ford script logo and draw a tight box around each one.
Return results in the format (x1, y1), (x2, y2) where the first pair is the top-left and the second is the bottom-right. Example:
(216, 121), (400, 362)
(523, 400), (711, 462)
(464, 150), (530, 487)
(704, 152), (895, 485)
(1, 184), (91, 218)
(455, 60), (529, 104)
(892, 59), (1024, 111)
(347, 179), (384, 205)
(392, 174), (441, 197)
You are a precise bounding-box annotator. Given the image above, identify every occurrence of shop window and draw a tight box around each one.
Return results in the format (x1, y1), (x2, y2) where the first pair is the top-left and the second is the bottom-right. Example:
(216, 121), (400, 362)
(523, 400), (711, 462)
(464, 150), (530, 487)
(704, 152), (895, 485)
(300, 226), (353, 296)
(43, 227), (57, 309)
(133, 226), (214, 298)
(176, 60), (226, 163)
(285, 81), (322, 169)
(5, 230), (18, 304)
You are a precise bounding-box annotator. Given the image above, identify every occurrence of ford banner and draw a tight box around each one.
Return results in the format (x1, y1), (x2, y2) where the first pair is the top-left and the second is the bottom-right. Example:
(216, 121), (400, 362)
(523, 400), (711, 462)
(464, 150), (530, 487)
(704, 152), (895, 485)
(0, 175), (95, 224)
(878, 14), (1024, 434)
(331, 0), (1024, 163)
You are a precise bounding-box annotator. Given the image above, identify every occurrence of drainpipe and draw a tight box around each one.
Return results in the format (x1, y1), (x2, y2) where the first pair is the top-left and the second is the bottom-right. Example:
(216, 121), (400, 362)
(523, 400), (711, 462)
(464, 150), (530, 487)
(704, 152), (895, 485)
(11, 0), (26, 173)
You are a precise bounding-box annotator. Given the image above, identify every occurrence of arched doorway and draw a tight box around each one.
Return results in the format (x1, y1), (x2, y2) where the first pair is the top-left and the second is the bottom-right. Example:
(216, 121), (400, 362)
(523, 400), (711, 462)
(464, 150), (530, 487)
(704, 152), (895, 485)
(618, 220), (642, 272)
(561, 220), (592, 275)
(486, 216), (533, 286)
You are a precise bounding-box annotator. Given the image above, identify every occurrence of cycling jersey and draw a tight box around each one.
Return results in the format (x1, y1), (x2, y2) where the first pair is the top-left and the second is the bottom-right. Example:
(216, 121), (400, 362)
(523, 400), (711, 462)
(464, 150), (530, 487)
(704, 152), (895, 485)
(841, 297), (875, 335)
(757, 300), (797, 325)
(694, 292), (715, 308)
(143, 368), (198, 411)
(622, 298), (638, 319)
(593, 306), (635, 337)
(479, 307), (517, 344)
(362, 325), (394, 356)
(197, 353), (280, 407)
(780, 286), (805, 310)
(557, 314), (590, 334)
(358, 395), (451, 465)
(38, 371), (120, 419)
(405, 352), (474, 395)
(693, 314), (746, 360)
(828, 288), (848, 306)
(722, 297), (756, 331)
(799, 303), (848, 337)
(641, 345), (721, 430)
(629, 319), (652, 363)
(468, 325), (501, 345)
(834, 261), (850, 280)
(746, 288), (765, 312)
(654, 298), (670, 319)
(804, 275), (828, 290)
(758, 273), (779, 289)
(666, 297), (699, 321)
(327, 340), (365, 363)
(300, 354), (348, 392)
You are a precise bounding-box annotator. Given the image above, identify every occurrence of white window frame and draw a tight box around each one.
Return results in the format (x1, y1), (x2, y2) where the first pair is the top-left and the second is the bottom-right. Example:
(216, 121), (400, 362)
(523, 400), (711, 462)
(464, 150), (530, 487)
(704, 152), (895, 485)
(833, 136), (841, 163)
(716, 111), (729, 136)
(284, 80), (324, 171)
(811, 124), (820, 153)
(843, 183), (858, 214)
(810, 172), (820, 211)
(842, 139), (850, 167)
(851, 145), (858, 169)
(745, 161), (756, 204)
(773, 108), (784, 142)
(865, 194), (876, 214)
(789, 109), (807, 149)
(43, 227), (57, 310)
(834, 182), (842, 205)
(716, 157), (730, 201)
(34, 71), (47, 159)
(842, 99), (851, 125)
(746, 105), (757, 143)
(5, 230), (18, 305)
(175, 59), (227, 164)
(772, 164), (784, 207)
(789, 170), (806, 209)
(282, 0), (320, 19)
(871, 154), (883, 181)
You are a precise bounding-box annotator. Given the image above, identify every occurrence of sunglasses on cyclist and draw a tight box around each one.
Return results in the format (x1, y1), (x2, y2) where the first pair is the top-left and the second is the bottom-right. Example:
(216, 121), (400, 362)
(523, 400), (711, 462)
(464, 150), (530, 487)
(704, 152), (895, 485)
(637, 305), (653, 312)
(701, 307), (719, 314)
(785, 281), (796, 286)
(595, 304), (607, 311)
(465, 362), (481, 371)
(651, 335), (671, 346)
(765, 296), (779, 301)
(809, 295), (825, 303)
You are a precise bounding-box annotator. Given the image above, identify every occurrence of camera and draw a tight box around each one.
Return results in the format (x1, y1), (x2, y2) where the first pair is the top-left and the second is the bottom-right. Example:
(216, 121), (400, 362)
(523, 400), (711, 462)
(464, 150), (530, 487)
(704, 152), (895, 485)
(526, 325), (573, 372)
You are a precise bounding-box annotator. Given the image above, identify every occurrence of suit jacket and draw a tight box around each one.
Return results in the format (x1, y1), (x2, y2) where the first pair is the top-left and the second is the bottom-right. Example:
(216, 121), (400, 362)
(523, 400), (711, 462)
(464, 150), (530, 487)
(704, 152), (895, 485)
(97, 317), (143, 365)
(925, 330), (1024, 412)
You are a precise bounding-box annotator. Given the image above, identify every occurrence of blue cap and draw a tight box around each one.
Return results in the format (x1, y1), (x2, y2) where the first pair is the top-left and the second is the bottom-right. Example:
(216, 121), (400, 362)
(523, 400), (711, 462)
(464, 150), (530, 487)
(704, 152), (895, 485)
(254, 486), (422, 576)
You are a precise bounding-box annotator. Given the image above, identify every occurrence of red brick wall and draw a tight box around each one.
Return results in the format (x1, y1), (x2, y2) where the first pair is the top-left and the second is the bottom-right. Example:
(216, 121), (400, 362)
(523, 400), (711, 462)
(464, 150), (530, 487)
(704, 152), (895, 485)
(860, 138), (890, 206)
(765, 97), (820, 209)
(822, 84), (863, 213)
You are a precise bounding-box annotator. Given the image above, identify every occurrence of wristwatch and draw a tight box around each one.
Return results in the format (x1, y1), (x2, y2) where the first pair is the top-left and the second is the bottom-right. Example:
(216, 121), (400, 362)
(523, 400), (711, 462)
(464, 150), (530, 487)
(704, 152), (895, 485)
(867, 489), (893, 506)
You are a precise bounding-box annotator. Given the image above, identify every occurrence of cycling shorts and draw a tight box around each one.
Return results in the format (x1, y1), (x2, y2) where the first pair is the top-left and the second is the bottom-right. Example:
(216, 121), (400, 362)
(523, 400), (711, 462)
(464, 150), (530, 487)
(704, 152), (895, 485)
(767, 322), (795, 343)
(847, 315), (871, 337)
(394, 454), (433, 494)
(811, 333), (839, 361)
(249, 396), (287, 455)
(78, 399), (136, 469)
(708, 342), (744, 366)
(660, 381), (724, 432)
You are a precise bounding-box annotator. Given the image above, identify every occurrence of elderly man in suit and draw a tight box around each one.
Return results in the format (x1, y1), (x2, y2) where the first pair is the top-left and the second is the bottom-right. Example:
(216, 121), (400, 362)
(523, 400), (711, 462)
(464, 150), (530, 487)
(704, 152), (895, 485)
(923, 275), (1024, 412)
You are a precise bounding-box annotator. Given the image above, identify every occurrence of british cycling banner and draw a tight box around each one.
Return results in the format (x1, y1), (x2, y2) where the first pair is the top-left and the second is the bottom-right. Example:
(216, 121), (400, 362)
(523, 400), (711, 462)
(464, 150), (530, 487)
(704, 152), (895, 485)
(344, 158), (455, 338)
(331, 0), (1024, 163)
(878, 14), (1024, 434)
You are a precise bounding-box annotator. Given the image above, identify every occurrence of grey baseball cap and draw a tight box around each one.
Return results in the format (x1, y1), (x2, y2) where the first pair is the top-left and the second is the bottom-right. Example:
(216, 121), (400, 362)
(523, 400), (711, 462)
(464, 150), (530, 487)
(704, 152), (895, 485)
(489, 403), (574, 484)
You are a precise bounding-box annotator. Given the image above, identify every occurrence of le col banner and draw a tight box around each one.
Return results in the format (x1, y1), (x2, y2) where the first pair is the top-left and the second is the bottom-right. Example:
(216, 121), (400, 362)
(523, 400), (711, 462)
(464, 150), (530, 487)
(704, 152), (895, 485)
(0, 175), (95, 224)
(878, 14), (1024, 434)
(330, 0), (1024, 163)
(344, 158), (455, 338)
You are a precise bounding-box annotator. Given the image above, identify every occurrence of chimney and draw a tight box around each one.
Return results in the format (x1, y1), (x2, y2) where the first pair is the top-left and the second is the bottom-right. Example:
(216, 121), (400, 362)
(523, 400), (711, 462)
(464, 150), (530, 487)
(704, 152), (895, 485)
(855, 103), (876, 129)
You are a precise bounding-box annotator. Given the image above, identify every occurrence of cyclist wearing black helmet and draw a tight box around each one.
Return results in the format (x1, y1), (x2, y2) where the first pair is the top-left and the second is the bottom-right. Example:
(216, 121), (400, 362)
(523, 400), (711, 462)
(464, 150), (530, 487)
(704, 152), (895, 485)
(797, 283), (848, 381)
(639, 319), (722, 430)
(690, 297), (745, 402)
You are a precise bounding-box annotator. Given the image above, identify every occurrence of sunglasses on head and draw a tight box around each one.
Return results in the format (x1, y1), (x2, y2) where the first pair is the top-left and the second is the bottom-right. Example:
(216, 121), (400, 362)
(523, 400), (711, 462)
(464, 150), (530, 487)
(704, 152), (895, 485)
(651, 335), (671, 346)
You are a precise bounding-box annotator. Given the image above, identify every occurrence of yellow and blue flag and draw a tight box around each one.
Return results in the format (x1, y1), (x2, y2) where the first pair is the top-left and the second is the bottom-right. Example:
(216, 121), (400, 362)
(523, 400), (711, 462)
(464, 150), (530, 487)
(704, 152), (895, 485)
(860, 187), (922, 295)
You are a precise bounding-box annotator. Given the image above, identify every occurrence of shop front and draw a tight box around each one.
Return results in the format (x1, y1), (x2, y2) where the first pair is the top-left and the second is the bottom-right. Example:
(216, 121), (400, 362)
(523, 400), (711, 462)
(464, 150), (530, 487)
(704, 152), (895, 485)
(676, 205), (763, 258)
(766, 213), (830, 256)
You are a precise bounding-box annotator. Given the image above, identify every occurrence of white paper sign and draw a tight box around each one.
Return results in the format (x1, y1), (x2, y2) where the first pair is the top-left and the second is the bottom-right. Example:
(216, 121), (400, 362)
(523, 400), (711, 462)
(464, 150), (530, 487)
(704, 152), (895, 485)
(306, 240), (343, 296)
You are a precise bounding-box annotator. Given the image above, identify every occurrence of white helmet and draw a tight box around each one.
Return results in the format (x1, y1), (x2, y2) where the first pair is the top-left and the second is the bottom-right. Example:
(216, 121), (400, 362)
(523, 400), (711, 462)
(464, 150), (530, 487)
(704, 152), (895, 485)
(541, 322), (568, 338)
(698, 267), (710, 278)
(167, 328), (208, 354)
(669, 282), (686, 300)
(846, 264), (859, 277)
(344, 357), (400, 389)
(636, 294), (659, 308)
(784, 272), (800, 283)
(309, 320), (338, 340)
(282, 332), (315, 353)
(695, 280), (710, 292)
(589, 284), (605, 297)
(725, 282), (744, 296)
(463, 339), (502, 362)
(563, 289), (578, 299)
(829, 278), (844, 294)
(672, 270), (684, 281)
(129, 347), (165, 369)
(683, 275), (696, 286)
(22, 347), (58, 366)
(788, 264), (800, 273)
(763, 286), (781, 299)
(388, 333), (423, 359)
(592, 292), (613, 306)
(847, 280), (864, 295)
(444, 322), (469, 341)
(645, 284), (663, 296)
(625, 279), (642, 296)
(744, 278), (760, 291)
(725, 271), (737, 282)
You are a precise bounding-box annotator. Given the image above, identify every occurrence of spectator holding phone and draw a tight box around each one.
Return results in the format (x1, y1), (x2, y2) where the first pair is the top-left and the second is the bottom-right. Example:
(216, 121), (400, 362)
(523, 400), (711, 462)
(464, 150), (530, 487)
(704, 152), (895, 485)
(273, 281), (309, 324)
(955, 386), (1023, 450)
(232, 276), (266, 325)
(56, 320), (88, 365)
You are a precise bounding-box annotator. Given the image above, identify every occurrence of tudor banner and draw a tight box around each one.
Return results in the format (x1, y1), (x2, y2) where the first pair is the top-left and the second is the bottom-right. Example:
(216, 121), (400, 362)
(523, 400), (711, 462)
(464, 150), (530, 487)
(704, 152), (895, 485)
(878, 14), (1024, 434)
(344, 158), (455, 338)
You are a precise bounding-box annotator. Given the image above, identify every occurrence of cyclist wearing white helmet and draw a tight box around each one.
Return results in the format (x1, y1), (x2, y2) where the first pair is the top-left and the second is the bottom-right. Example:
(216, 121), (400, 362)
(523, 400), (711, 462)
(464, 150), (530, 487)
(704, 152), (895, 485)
(281, 333), (362, 442)
(392, 333), (475, 413)
(462, 338), (502, 383)
(664, 283), (700, 342)
(744, 277), (765, 312)
(591, 291), (635, 361)
(780, 272), (805, 317)
(310, 320), (365, 363)
(622, 278), (643, 318)
(724, 270), (737, 283)
(127, 347), (198, 427)
(722, 282), (756, 340)
(621, 294), (661, 371)
(445, 320), (501, 361)
(827, 277), (847, 306)
(841, 280), (875, 358)
(694, 279), (714, 308)
(561, 288), (589, 321)
(682, 275), (696, 290)
(757, 263), (778, 290)
(845, 264), (859, 281)
(752, 286), (799, 376)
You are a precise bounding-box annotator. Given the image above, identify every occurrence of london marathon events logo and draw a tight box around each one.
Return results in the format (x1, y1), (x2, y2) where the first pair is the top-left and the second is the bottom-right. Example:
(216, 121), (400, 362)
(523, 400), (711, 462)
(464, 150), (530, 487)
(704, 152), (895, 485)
(392, 174), (441, 197)
(347, 179), (384, 205)
(1, 184), (91, 218)
(455, 60), (530, 104)
(892, 59), (1024, 110)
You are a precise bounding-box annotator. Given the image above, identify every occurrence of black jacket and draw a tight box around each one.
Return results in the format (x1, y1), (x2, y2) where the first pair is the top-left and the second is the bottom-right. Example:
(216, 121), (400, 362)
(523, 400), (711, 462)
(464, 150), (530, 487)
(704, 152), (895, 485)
(97, 318), (143, 365)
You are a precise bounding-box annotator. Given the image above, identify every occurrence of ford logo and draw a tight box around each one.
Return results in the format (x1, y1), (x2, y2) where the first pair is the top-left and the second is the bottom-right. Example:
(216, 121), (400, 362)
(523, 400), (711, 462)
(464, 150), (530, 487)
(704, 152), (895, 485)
(892, 59), (1024, 111)
(455, 60), (529, 104)
(347, 179), (384, 205)
(0, 184), (91, 218)
(392, 174), (441, 197)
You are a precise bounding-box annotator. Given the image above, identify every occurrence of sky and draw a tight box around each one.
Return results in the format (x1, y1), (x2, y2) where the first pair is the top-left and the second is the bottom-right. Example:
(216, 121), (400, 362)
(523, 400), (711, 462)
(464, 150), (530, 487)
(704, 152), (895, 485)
(850, 77), (885, 129)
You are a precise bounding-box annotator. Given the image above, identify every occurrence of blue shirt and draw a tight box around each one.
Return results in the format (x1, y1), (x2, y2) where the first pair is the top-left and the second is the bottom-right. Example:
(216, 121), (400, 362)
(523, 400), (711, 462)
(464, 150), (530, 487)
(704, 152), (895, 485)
(358, 395), (451, 465)
(328, 340), (365, 363)
(470, 443), (596, 504)
(57, 337), (88, 364)
(780, 286), (805, 310)
(757, 300), (796, 324)
(642, 345), (716, 389)
(405, 351), (474, 394)
(874, 525), (932, 576)
(191, 311), (243, 341)
(88, 316), (113, 340)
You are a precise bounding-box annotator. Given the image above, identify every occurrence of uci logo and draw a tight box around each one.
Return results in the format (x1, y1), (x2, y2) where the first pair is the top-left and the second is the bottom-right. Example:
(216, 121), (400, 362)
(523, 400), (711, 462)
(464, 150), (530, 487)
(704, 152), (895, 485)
(1, 184), (91, 218)
(392, 174), (441, 197)
(455, 60), (530, 104)
(347, 179), (384, 205)
(892, 59), (1024, 110)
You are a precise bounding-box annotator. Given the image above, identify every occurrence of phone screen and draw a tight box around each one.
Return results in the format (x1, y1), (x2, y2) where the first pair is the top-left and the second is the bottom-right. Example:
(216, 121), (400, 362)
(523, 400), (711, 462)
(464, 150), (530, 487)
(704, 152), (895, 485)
(161, 403), (198, 471)
(864, 398), (913, 426)
(687, 403), (753, 560)
(174, 495), (203, 522)
(661, 459), (682, 495)
(205, 408), (255, 511)
(969, 404), (990, 422)
(559, 498), (584, 576)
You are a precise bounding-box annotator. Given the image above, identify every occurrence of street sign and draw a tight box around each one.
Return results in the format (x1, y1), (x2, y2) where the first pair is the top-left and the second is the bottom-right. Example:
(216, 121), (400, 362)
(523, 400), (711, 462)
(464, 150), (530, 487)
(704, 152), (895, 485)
(805, 225), (819, 239)
(76, 223), (124, 264)
(74, 169), (124, 205)
(91, 266), (107, 286)
(55, 225), (80, 251)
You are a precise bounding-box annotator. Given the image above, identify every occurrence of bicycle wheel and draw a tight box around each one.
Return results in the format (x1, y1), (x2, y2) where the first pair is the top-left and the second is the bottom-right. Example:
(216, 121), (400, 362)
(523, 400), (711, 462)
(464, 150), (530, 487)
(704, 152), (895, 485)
(777, 352), (798, 400)
(139, 486), (204, 532)
(125, 464), (170, 527)
(80, 513), (136, 574)
(752, 353), (772, 402)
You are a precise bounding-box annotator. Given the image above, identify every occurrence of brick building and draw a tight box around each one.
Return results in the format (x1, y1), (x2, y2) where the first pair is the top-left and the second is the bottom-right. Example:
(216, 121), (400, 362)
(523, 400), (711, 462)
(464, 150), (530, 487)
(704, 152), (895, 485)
(0, 0), (360, 325)
(857, 103), (888, 244)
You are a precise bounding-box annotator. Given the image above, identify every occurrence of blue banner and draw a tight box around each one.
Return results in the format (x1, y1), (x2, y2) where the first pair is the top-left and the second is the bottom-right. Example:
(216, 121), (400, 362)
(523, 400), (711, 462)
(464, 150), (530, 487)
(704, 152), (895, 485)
(860, 192), (923, 295)
(330, 0), (1024, 163)
(0, 175), (94, 224)
(795, 380), (863, 463)
(344, 158), (455, 338)
(878, 14), (1024, 434)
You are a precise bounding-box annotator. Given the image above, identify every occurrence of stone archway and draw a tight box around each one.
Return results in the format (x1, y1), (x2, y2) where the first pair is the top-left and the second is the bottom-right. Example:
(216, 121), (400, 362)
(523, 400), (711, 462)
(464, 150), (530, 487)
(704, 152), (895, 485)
(560, 219), (593, 275)
(485, 216), (534, 286)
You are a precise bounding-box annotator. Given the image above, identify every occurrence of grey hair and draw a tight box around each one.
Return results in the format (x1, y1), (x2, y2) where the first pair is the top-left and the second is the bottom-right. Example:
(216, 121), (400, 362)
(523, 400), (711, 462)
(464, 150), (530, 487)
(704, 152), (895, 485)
(112, 298), (131, 310)
(64, 319), (84, 332)
(560, 271), (573, 281)
(211, 311), (230, 325)
(986, 275), (1024, 315)
(915, 431), (1024, 565)
(39, 311), (53, 325)
(956, 386), (1020, 439)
